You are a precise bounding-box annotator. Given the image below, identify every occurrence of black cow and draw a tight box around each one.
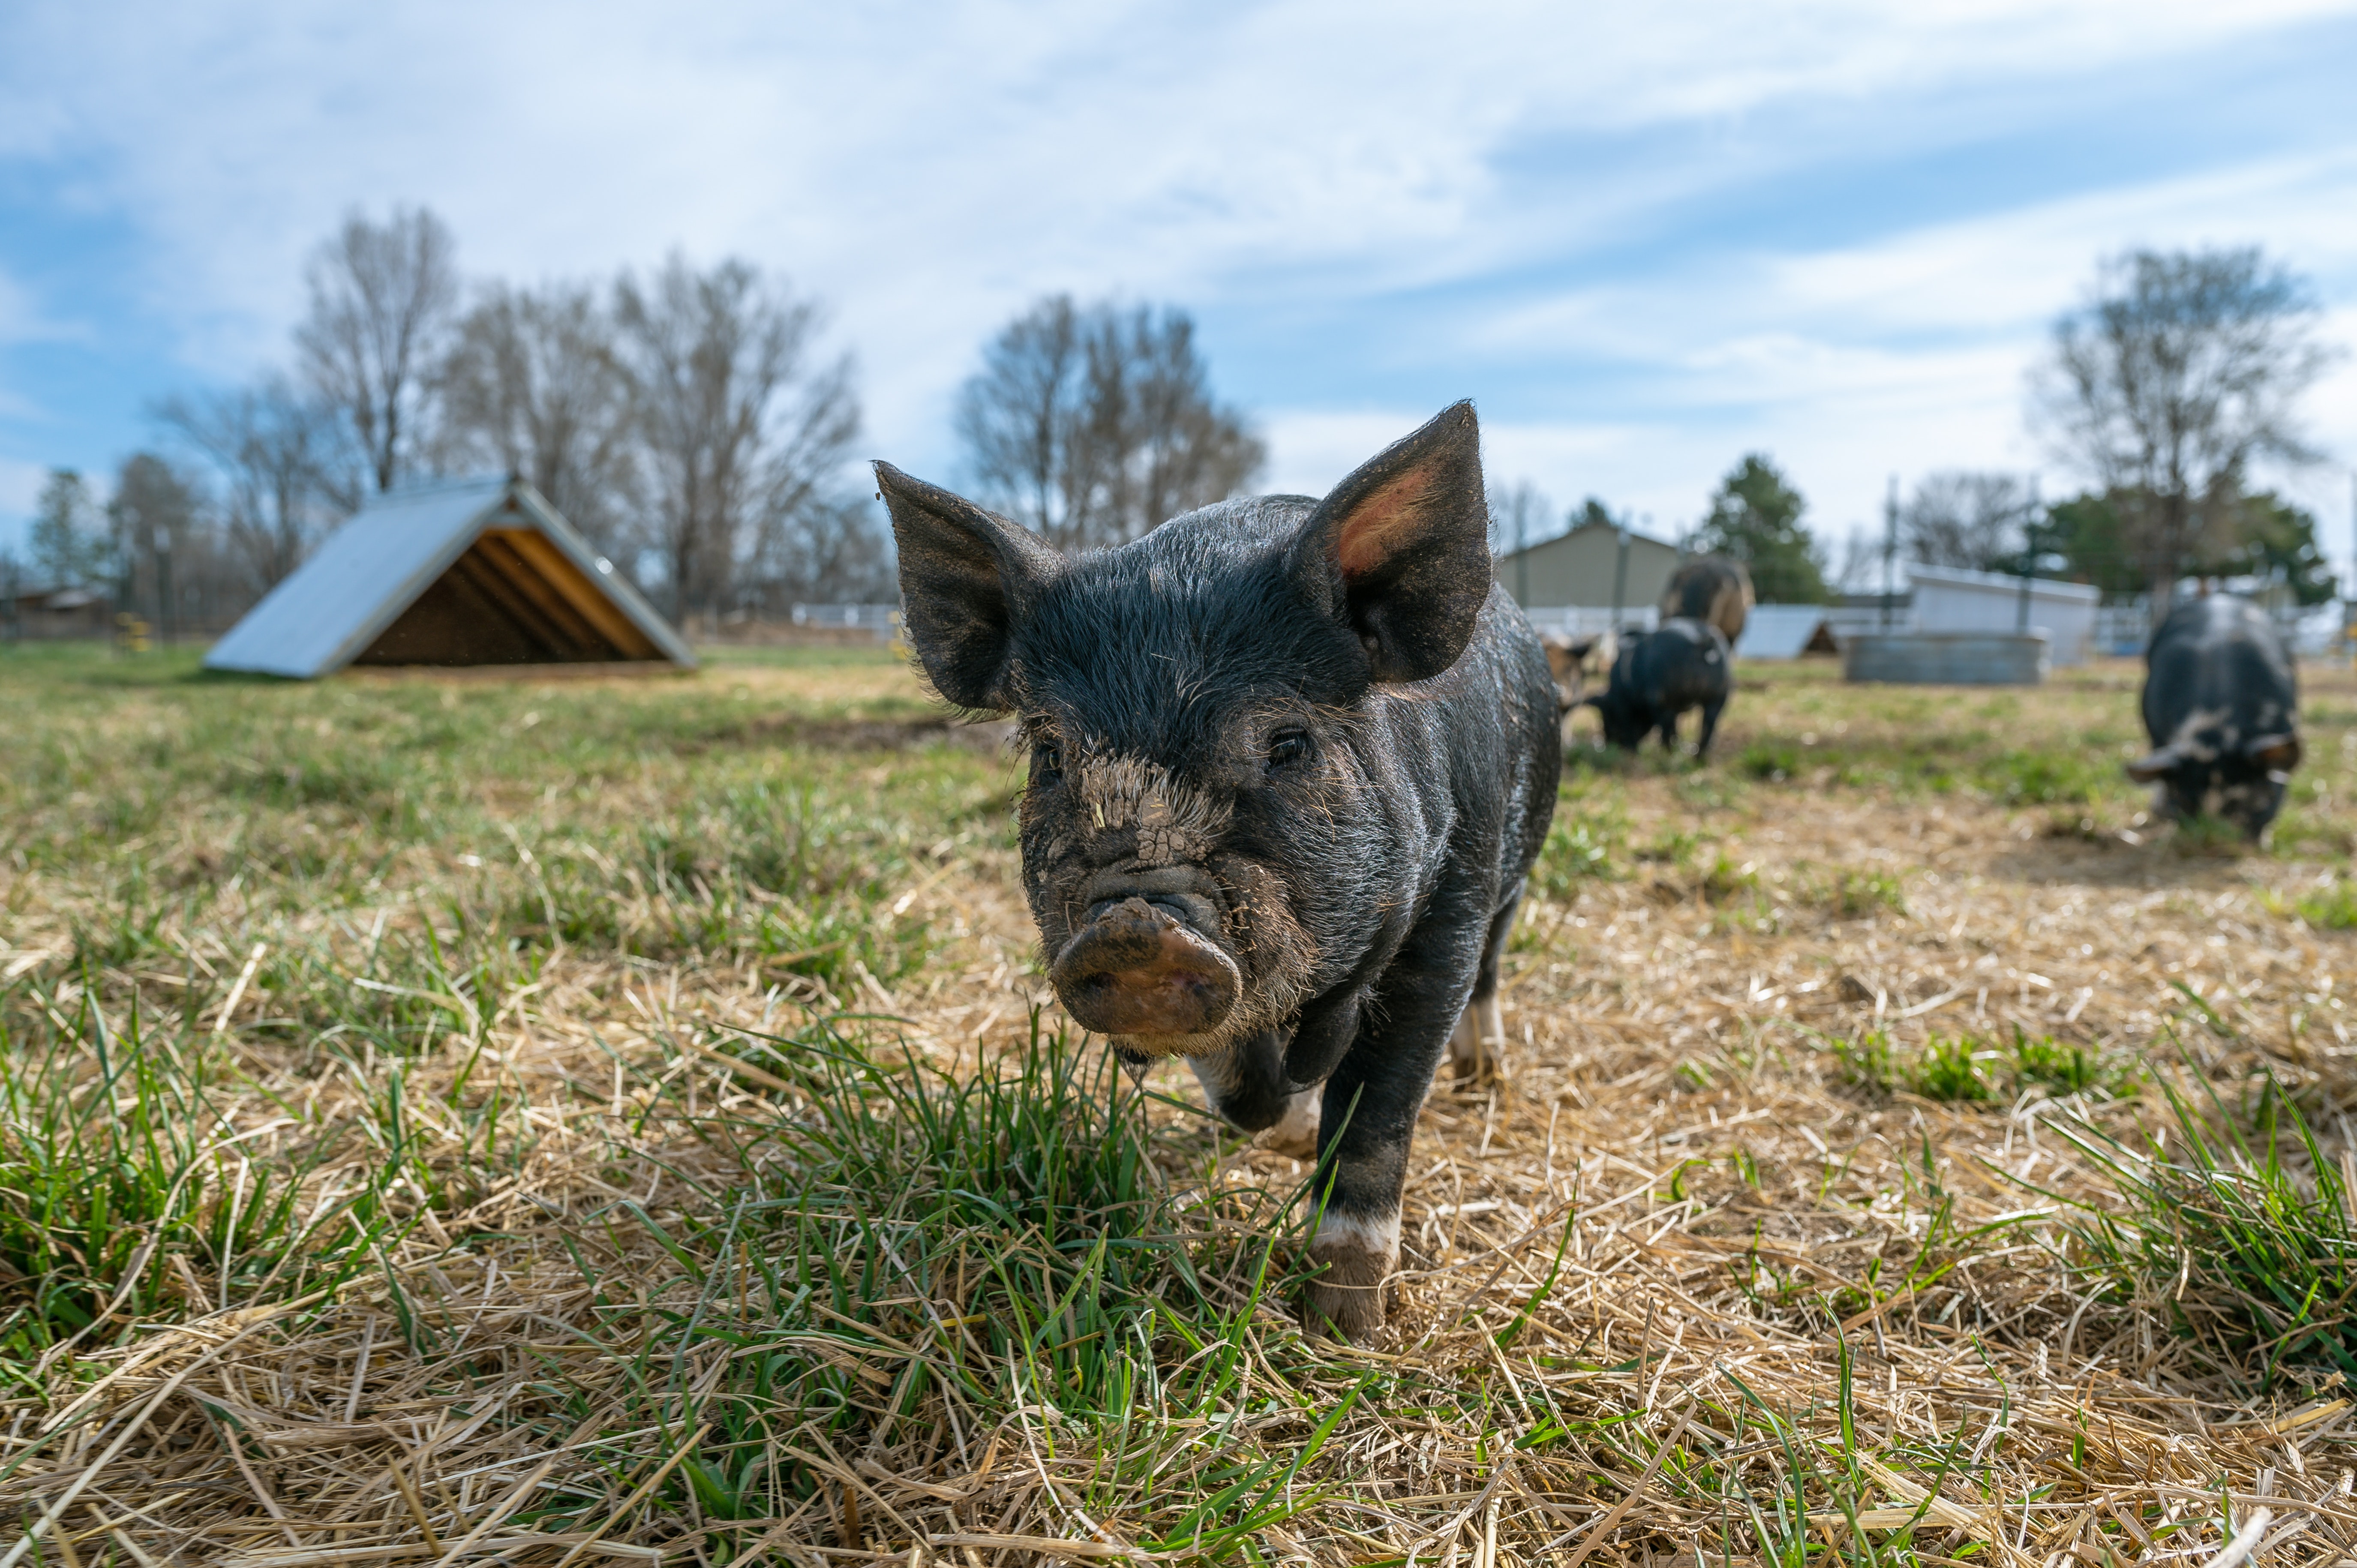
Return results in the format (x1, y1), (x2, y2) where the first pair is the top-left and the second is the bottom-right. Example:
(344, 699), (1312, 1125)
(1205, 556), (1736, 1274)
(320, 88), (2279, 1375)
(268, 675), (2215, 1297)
(2129, 596), (2301, 839)
(1584, 617), (1732, 758)
(878, 404), (1561, 1340)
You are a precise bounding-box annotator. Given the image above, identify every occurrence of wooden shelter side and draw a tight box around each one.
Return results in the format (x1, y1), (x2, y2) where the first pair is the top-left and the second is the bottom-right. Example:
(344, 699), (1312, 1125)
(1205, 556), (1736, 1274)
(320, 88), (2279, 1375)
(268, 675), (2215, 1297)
(351, 528), (666, 668)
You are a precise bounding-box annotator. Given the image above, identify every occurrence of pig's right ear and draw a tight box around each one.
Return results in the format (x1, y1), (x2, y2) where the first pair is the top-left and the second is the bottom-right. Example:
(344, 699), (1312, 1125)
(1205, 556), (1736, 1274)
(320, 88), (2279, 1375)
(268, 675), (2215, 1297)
(1285, 401), (1491, 684)
(2125, 749), (2177, 784)
(875, 463), (1060, 711)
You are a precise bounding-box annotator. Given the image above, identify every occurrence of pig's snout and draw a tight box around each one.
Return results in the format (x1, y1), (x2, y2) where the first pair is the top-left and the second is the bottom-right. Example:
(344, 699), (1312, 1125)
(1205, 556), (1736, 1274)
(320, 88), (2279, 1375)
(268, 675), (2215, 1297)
(1049, 896), (1240, 1043)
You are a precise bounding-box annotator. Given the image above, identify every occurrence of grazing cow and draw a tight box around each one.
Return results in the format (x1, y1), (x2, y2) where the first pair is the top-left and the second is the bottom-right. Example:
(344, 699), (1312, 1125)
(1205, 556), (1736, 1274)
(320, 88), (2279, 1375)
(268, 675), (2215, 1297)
(1660, 556), (1753, 644)
(2128, 596), (2301, 839)
(878, 403), (1561, 1340)
(1585, 618), (1732, 758)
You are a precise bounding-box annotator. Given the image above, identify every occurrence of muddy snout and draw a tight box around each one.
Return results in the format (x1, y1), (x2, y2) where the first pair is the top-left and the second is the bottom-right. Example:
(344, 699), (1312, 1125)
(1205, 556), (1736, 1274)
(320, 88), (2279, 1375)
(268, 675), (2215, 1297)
(1049, 893), (1240, 1044)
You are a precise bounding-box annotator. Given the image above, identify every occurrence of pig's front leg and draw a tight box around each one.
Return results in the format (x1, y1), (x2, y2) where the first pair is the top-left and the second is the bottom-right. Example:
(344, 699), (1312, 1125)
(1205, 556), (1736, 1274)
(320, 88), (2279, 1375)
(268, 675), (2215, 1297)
(1304, 884), (1489, 1340)
(1184, 1030), (1320, 1157)
(1695, 697), (1726, 759)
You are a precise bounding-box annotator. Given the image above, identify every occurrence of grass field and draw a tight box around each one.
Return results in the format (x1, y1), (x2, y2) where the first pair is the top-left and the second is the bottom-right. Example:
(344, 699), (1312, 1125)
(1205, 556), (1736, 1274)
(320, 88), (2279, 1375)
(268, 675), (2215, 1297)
(4, 638), (2357, 1566)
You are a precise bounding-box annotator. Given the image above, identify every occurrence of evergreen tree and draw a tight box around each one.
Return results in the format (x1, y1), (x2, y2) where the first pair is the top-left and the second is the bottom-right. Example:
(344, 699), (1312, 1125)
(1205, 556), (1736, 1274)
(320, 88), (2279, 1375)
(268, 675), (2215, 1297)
(2209, 491), (2339, 606)
(29, 469), (111, 587)
(2038, 492), (2142, 598)
(1692, 454), (1826, 603)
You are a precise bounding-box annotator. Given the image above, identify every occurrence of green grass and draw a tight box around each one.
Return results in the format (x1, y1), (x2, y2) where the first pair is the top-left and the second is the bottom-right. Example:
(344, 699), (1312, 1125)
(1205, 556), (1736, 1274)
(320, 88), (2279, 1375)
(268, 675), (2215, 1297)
(514, 1016), (1364, 1559)
(2289, 878), (2357, 929)
(1529, 808), (1621, 896)
(4, 642), (2354, 1559)
(2050, 1066), (2357, 1388)
(0, 973), (413, 1386)
(1828, 1026), (2137, 1104)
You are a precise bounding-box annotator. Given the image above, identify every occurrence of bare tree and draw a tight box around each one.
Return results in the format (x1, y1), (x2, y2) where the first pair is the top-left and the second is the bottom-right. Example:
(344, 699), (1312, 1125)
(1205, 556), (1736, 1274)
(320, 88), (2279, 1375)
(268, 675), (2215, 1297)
(1483, 477), (1550, 608)
(435, 280), (639, 554)
(108, 453), (204, 637)
(157, 378), (354, 592)
(613, 255), (862, 622)
(955, 295), (1265, 550)
(297, 205), (461, 493)
(1901, 472), (2031, 572)
(960, 297), (1081, 539)
(2033, 246), (2334, 624)
(747, 495), (898, 607)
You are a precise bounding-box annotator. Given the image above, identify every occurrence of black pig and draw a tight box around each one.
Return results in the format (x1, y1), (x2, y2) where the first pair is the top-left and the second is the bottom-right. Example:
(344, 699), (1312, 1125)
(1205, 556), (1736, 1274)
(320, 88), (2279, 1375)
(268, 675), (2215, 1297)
(878, 404), (1561, 1340)
(2129, 596), (2301, 839)
(1658, 556), (1753, 644)
(1584, 618), (1731, 757)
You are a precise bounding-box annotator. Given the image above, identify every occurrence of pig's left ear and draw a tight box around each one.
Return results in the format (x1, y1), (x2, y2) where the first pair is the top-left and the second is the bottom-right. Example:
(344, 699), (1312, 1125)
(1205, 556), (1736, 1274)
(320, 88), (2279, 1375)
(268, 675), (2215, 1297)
(876, 463), (1060, 711)
(1285, 401), (1492, 684)
(2248, 733), (2302, 775)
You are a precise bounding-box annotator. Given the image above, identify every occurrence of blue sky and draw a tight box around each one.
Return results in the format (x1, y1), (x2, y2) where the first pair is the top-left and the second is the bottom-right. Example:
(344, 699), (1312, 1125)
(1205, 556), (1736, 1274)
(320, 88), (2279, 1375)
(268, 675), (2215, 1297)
(3, 0), (2355, 576)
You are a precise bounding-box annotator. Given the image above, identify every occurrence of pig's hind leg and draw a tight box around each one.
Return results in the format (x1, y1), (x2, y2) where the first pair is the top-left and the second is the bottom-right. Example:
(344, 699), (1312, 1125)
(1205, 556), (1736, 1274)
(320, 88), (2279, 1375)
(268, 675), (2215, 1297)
(1448, 882), (1522, 1082)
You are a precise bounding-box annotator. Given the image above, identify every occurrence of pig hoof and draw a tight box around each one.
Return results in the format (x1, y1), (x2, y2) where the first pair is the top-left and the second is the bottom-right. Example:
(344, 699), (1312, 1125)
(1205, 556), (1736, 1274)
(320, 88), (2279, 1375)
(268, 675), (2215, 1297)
(1304, 1216), (1398, 1342)
(1252, 1087), (1320, 1159)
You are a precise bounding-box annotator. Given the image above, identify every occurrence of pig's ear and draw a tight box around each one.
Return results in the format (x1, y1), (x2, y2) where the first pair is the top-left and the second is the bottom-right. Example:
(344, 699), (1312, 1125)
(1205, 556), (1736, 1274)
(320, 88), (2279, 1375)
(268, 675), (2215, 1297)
(2247, 733), (2301, 774)
(1285, 402), (1491, 684)
(2125, 749), (2176, 784)
(876, 463), (1060, 711)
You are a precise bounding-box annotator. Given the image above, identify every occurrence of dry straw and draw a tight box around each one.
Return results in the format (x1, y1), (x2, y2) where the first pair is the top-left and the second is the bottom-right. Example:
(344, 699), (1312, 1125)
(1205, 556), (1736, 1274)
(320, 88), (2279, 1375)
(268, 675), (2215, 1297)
(3, 657), (2355, 1565)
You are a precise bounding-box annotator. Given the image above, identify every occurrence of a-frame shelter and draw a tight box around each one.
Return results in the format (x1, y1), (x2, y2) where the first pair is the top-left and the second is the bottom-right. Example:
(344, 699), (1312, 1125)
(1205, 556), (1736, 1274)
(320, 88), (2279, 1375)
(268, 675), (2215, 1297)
(204, 477), (694, 678)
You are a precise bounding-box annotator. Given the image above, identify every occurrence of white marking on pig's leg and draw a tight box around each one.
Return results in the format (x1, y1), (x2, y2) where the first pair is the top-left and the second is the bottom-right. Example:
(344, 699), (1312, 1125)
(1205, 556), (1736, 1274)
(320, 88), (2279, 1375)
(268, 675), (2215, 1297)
(1306, 1207), (1399, 1342)
(1449, 1000), (1498, 1080)
(1481, 993), (1505, 1053)
(1252, 1086), (1321, 1159)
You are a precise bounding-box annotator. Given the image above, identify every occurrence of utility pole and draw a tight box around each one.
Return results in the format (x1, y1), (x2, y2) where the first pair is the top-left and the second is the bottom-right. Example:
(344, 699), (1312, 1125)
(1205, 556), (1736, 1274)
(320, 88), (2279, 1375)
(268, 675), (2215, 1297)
(1881, 475), (1898, 630)
(1611, 520), (1631, 627)
(1513, 496), (1528, 610)
(155, 534), (174, 646)
(2017, 474), (2041, 635)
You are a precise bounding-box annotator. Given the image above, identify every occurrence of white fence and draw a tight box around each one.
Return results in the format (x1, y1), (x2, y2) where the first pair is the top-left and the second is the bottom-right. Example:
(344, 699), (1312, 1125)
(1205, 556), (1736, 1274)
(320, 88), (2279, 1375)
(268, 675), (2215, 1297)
(1521, 606), (1657, 641)
(791, 603), (901, 640)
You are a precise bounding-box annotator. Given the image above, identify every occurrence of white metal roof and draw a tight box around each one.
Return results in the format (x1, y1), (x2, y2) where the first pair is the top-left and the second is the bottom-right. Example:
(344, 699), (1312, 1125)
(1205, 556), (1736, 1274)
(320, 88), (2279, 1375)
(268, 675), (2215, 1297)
(1902, 561), (2102, 604)
(1731, 604), (1829, 660)
(203, 477), (693, 678)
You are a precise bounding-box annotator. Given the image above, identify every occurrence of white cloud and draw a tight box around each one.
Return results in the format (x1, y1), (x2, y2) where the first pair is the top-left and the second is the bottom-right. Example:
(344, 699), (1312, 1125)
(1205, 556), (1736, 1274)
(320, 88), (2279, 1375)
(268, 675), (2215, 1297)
(1391, 145), (2357, 569)
(3, 0), (2357, 578)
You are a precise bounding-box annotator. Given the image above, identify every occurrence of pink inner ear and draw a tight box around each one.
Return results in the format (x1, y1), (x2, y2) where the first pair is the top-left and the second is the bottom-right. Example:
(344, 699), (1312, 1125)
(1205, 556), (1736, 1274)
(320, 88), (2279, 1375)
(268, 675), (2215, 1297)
(1334, 468), (1432, 580)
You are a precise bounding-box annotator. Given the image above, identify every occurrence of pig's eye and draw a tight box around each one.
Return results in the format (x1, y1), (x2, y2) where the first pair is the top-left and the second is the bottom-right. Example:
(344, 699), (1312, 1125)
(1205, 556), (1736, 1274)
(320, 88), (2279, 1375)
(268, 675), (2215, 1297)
(1031, 743), (1063, 783)
(1266, 730), (1311, 771)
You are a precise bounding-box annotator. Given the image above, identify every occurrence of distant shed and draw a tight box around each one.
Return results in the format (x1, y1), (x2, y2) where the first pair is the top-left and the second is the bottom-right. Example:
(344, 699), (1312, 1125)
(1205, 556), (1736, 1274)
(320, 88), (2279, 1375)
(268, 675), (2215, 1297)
(1904, 563), (2099, 666)
(1494, 519), (1682, 609)
(1731, 605), (1837, 660)
(204, 477), (693, 678)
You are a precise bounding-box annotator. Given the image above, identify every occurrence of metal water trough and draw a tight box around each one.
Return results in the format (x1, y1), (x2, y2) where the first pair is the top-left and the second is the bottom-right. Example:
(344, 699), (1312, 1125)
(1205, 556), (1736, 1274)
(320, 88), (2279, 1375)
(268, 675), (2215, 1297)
(1842, 631), (2049, 686)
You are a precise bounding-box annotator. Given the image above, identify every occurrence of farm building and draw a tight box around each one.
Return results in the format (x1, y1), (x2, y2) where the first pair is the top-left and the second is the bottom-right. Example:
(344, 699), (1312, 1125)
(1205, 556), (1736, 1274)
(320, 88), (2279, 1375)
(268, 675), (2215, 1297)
(1903, 562), (2100, 666)
(1730, 605), (1838, 660)
(0, 584), (112, 641)
(204, 477), (693, 679)
(1493, 518), (1681, 612)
